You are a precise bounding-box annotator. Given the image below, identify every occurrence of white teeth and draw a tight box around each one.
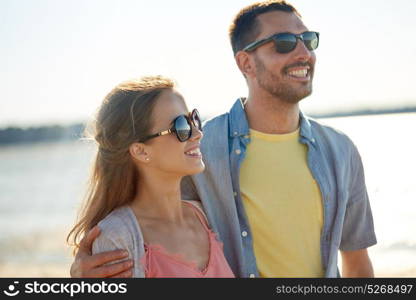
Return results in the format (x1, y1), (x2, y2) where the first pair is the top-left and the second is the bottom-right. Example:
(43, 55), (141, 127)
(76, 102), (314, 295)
(185, 148), (201, 155)
(288, 69), (308, 77)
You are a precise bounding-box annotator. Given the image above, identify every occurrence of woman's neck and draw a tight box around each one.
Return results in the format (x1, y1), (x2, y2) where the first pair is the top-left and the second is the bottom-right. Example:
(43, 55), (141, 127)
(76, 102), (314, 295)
(130, 172), (185, 224)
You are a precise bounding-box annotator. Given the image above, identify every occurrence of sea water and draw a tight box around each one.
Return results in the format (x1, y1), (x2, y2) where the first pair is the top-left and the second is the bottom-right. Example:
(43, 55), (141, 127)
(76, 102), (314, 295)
(0, 113), (415, 276)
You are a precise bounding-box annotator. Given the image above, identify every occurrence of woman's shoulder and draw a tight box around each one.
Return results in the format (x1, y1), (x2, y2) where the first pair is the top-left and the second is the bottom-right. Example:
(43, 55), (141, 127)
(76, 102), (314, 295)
(92, 205), (146, 277)
(98, 205), (131, 232)
(182, 199), (204, 210)
(97, 206), (135, 233)
(93, 206), (144, 252)
(182, 200), (209, 224)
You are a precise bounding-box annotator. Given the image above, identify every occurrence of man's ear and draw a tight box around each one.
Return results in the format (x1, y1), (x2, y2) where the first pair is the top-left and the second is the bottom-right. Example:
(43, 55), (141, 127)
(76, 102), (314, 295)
(235, 51), (255, 77)
(129, 142), (151, 163)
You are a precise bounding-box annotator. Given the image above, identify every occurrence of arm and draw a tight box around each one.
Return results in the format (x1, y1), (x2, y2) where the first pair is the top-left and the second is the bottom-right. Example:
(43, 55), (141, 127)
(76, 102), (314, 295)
(70, 226), (133, 278)
(340, 248), (374, 277)
(339, 144), (377, 274)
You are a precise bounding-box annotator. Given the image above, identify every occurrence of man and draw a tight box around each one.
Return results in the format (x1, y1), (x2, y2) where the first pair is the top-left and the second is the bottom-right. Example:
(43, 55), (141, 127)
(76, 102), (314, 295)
(70, 1), (376, 278)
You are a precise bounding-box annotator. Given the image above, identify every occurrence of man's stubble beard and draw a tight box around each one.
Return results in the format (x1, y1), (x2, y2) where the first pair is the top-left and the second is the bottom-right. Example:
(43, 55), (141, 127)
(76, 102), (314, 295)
(254, 55), (313, 104)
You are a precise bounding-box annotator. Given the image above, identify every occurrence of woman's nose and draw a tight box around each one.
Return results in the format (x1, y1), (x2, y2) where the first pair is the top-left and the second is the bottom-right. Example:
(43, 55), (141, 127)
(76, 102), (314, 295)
(190, 124), (203, 141)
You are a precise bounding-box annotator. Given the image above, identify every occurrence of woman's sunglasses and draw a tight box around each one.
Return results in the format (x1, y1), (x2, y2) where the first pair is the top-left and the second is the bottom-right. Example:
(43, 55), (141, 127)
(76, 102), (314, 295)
(242, 31), (319, 54)
(140, 109), (202, 143)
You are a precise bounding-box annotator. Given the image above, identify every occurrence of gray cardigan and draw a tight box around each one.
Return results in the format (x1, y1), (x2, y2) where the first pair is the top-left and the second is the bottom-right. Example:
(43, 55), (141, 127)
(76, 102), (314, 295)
(92, 201), (205, 277)
(92, 205), (146, 277)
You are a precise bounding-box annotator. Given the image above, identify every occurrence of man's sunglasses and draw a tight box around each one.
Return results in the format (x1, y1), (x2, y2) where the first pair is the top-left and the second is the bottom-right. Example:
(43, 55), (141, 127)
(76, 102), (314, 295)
(242, 31), (319, 54)
(140, 109), (202, 143)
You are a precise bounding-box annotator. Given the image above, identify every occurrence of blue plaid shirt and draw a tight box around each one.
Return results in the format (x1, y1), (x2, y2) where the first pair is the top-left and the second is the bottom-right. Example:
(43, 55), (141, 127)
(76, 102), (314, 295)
(181, 98), (377, 278)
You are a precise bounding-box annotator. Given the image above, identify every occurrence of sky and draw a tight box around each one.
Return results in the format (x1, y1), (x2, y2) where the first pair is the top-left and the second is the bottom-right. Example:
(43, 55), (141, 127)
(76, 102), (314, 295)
(1, 0), (416, 127)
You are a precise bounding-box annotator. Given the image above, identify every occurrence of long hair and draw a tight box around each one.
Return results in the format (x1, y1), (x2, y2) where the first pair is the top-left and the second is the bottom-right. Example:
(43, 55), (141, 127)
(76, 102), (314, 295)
(67, 75), (175, 252)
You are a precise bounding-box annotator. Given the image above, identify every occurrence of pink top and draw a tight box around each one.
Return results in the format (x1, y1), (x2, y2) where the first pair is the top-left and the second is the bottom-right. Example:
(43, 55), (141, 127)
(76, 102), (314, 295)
(140, 202), (235, 278)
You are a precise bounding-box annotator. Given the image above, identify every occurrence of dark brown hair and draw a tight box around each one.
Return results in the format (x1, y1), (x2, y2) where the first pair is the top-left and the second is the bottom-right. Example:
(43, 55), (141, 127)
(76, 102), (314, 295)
(67, 75), (175, 252)
(229, 0), (301, 55)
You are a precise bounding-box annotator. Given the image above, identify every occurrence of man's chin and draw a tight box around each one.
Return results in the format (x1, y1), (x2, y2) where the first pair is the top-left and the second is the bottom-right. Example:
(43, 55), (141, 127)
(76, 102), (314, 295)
(301, 88), (313, 99)
(296, 85), (313, 100)
(279, 89), (312, 104)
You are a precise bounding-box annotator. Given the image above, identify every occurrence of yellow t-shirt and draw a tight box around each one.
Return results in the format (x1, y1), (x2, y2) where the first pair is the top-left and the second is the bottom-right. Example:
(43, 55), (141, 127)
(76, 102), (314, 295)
(240, 128), (324, 277)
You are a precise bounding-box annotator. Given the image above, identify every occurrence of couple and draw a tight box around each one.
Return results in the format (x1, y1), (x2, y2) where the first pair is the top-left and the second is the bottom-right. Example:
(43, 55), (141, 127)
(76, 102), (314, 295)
(67, 0), (377, 278)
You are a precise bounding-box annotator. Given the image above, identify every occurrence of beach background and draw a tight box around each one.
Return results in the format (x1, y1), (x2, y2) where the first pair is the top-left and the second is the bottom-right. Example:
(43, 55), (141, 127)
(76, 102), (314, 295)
(0, 112), (415, 277)
(1, 0), (416, 277)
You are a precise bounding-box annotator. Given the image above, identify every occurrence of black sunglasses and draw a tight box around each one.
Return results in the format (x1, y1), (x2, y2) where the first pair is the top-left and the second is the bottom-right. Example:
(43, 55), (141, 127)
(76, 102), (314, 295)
(243, 31), (319, 53)
(140, 109), (202, 143)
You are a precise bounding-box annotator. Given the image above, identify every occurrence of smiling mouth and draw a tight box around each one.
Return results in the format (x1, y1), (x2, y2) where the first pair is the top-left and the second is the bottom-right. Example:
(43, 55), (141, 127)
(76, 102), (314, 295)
(288, 68), (308, 77)
(286, 66), (311, 79)
(184, 148), (202, 157)
(283, 61), (313, 81)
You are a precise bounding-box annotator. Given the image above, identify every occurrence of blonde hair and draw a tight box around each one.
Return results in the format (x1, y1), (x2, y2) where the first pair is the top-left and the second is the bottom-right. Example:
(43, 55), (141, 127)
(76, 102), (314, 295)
(67, 75), (175, 252)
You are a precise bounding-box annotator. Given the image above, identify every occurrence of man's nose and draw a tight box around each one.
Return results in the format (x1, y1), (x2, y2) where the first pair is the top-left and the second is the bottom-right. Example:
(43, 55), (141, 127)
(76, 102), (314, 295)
(293, 38), (313, 61)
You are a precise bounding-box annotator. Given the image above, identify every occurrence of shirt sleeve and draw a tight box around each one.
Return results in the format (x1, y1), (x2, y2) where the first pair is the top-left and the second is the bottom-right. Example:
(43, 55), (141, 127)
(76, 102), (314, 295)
(339, 144), (377, 251)
(92, 215), (145, 277)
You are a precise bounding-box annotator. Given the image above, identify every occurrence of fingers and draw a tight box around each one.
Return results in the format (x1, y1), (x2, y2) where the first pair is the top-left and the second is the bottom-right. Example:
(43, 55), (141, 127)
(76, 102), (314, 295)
(88, 250), (130, 267)
(109, 269), (133, 278)
(88, 259), (134, 278)
(71, 250), (131, 278)
(78, 226), (101, 255)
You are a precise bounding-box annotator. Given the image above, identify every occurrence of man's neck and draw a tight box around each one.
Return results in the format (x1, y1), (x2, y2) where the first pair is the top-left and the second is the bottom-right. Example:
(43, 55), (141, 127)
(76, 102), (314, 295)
(244, 95), (300, 134)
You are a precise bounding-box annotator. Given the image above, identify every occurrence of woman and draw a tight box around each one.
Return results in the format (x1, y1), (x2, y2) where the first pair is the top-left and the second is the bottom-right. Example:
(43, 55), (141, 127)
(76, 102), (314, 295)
(67, 76), (234, 278)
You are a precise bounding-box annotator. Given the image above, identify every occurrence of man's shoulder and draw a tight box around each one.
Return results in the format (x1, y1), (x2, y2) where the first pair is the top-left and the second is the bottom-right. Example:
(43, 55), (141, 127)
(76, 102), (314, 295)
(306, 116), (359, 156)
(199, 112), (231, 158)
(308, 116), (354, 144)
(201, 112), (230, 144)
(201, 98), (246, 135)
(202, 112), (229, 132)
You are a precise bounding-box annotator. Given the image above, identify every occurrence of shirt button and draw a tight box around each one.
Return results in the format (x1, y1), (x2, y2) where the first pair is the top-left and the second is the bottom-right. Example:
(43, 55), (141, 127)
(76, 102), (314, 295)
(235, 149), (241, 155)
(249, 274), (255, 278)
(241, 231), (248, 237)
(234, 131), (238, 136)
(233, 191), (238, 197)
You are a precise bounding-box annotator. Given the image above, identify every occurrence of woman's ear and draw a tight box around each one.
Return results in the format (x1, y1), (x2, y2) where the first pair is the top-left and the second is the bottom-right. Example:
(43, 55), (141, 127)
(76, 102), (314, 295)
(129, 142), (151, 163)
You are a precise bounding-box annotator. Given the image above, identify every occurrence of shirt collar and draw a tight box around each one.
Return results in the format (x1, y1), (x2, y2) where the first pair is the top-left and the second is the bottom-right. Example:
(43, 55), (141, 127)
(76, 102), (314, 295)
(228, 98), (250, 138)
(299, 111), (316, 144)
(228, 98), (316, 144)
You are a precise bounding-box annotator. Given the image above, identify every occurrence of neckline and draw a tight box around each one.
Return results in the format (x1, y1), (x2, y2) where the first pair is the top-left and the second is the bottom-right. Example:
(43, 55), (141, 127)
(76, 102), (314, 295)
(249, 127), (300, 142)
(144, 238), (213, 275)
(140, 201), (213, 275)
